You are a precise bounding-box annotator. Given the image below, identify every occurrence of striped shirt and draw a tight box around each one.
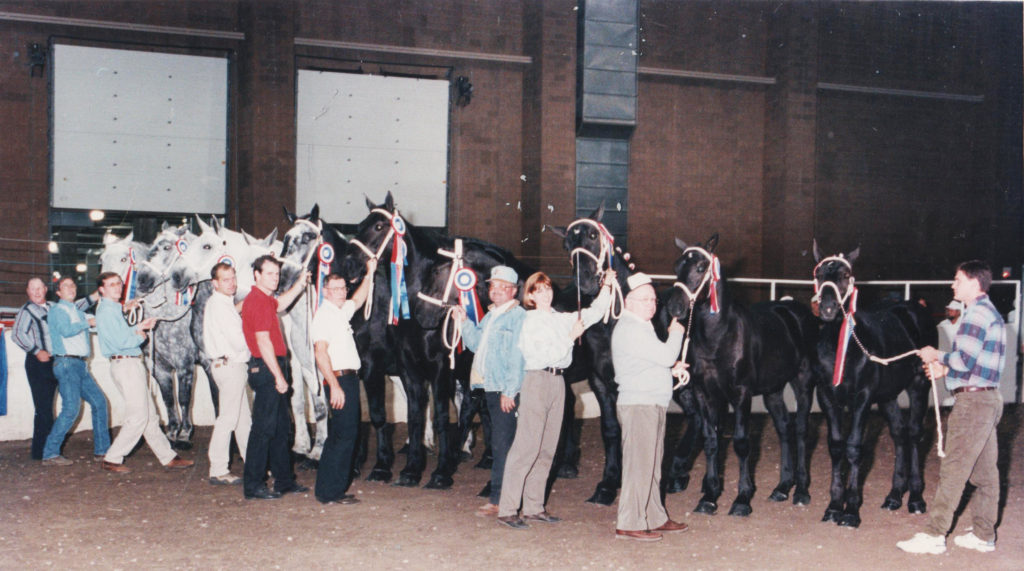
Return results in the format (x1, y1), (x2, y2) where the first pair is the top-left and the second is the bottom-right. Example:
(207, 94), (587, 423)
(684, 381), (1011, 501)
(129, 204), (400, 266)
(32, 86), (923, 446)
(12, 301), (53, 355)
(942, 294), (1006, 391)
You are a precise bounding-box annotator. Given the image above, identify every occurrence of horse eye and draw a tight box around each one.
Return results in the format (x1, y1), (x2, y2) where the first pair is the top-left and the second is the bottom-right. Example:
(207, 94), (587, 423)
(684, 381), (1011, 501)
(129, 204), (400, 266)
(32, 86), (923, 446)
(589, 231), (597, 239)
(573, 227), (580, 234)
(375, 222), (384, 231)
(203, 244), (211, 250)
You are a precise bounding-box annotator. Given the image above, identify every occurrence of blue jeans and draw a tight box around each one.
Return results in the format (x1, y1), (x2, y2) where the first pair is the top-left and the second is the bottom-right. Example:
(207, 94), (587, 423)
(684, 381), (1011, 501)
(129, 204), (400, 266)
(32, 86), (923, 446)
(485, 391), (518, 505)
(43, 357), (111, 459)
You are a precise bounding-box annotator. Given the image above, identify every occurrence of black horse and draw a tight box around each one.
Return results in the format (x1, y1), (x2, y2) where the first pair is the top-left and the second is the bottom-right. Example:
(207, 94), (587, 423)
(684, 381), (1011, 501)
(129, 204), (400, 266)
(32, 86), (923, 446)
(664, 234), (818, 516)
(811, 242), (936, 528)
(341, 193), (482, 489)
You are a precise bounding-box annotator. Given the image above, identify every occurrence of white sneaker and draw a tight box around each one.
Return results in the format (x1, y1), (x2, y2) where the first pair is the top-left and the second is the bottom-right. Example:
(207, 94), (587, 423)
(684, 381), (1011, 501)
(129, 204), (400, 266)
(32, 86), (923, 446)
(953, 532), (995, 553)
(896, 532), (946, 554)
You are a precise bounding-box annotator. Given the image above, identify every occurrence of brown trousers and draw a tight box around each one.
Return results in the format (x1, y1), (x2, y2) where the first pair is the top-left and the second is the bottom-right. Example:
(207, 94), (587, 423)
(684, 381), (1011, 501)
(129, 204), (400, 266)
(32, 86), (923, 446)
(616, 404), (669, 531)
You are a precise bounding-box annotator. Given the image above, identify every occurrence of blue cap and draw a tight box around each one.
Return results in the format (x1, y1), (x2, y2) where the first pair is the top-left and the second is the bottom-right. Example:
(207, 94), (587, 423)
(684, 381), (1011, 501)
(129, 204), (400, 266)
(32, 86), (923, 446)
(488, 265), (518, 285)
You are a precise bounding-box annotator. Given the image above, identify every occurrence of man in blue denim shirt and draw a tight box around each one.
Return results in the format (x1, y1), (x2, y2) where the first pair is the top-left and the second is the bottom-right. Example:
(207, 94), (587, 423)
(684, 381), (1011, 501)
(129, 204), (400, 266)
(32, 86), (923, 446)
(458, 265), (526, 516)
(898, 260), (1006, 555)
(41, 277), (109, 465)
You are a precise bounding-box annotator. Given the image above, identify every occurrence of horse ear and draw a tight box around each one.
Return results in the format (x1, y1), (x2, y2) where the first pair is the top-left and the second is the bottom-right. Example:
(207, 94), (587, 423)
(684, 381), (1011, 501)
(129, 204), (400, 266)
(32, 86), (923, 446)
(385, 191), (395, 211)
(812, 239), (823, 263)
(705, 233), (719, 253)
(365, 195), (376, 211)
(847, 246), (860, 264)
(161, 221), (170, 231)
(674, 237), (688, 251)
(331, 227), (348, 243)
(211, 216), (224, 235)
(195, 215), (213, 235)
(587, 201), (605, 222)
(175, 224), (188, 236)
(310, 203), (320, 221)
(283, 207), (297, 224)
(546, 225), (567, 239)
(260, 229), (277, 247)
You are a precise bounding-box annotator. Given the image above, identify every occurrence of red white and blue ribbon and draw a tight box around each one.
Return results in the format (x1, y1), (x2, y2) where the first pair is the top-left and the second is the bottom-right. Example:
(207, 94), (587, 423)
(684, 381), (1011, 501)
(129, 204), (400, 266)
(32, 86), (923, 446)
(175, 238), (188, 255)
(708, 255), (722, 314)
(121, 248), (138, 303)
(314, 243), (334, 314)
(216, 254), (235, 268)
(454, 268), (483, 325)
(176, 284), (196, 306)
(388, 215), (411, 325)
(832, 287), (858, 387)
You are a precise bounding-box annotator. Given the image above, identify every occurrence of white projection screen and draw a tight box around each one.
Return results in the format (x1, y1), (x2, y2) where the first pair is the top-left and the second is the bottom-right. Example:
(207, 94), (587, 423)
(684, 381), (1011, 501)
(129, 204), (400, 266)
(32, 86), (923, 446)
(296, 70), (450, 226)
(52, 44), (228, 214)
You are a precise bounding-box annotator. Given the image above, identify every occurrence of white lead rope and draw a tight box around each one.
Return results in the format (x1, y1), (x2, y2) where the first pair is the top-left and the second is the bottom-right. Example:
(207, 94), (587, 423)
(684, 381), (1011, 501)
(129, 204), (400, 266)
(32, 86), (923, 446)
(349, 209), (397, 320)
(927, 362), (947, 458)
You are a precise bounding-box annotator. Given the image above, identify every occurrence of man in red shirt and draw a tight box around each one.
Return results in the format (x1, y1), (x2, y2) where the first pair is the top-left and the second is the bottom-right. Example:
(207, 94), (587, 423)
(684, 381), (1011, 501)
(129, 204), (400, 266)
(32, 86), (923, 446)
(241, 254), (309, 500)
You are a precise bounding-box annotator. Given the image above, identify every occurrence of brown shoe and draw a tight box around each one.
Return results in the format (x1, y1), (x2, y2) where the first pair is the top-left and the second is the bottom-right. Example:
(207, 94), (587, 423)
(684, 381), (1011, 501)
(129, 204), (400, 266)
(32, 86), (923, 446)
(476, 503), (499, 517)
(165, 456), (194, 469)
(101, 460), (131, 473)
(653, 520), (689, 533)
(615, 529), (663, 542)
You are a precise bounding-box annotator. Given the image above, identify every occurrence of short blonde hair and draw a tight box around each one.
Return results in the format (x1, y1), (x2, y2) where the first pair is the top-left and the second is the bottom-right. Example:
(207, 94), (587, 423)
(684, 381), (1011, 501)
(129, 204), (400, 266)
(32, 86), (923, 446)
(523, 272), (553, 309)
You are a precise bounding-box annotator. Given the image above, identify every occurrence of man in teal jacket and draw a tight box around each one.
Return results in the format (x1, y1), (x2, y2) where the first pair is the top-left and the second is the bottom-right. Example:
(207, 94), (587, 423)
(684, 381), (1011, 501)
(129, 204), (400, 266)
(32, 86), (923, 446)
(458, 265), (526, 515)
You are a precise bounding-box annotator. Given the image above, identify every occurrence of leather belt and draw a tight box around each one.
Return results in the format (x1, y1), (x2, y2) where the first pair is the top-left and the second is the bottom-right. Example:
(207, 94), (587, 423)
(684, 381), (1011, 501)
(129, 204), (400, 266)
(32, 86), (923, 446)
(56, 355), (86, 361)
(544, 367), (565, 376)
(952, 385), (997, 396)
(110, 355), (140, 361)
(212, 357), (230, 369)
(332, 369), (358, 377)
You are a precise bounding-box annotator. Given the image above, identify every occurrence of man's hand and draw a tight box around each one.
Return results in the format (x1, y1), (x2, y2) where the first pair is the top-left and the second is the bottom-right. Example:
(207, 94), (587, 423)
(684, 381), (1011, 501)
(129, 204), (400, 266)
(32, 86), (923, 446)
(671, 360), (689, 378)
(366, 258), (378, 274)
(918, 346), (940, 364)
(36, 350), (51, 362)
(329, 382), (346, 409)
(452, 306), (467, 322)
(87, 316), (96, 328)
(139, 317), (158, 331)
(500, 394), (516, 413)
(602, 270), (617, 287)
(125, 299), (141, 312)
(668, 318), (685, 335)
(570, 319), (585, 341)
(923, 362), (949, 381)
(274, 373), (288, 394)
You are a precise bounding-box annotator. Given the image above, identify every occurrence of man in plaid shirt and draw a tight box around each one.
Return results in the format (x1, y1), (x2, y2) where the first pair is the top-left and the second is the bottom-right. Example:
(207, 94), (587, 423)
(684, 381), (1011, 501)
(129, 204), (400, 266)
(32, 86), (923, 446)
(898, 260), (1006, 555)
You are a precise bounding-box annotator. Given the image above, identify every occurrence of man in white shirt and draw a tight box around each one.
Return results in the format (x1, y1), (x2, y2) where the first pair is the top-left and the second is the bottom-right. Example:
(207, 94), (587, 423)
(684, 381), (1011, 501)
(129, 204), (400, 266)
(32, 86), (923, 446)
(203, 263), (252, 485)
(611, 273), (687, 542)
(311, 262), (375, 504)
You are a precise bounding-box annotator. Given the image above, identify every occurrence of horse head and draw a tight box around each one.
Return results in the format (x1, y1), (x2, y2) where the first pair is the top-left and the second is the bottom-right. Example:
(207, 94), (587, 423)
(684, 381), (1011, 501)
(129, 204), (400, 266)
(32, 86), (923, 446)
(135, 223), (195, 295)
(343, 192), (400, 283)
(280, 204), (324, 292)
(238, 228), (280, 300)
(666, 233), (721, 322)
(99, 231), (146, 278)
(169, 216), (229, 291)
(548, 203), (614, 296)
(812, 239), (860, 323)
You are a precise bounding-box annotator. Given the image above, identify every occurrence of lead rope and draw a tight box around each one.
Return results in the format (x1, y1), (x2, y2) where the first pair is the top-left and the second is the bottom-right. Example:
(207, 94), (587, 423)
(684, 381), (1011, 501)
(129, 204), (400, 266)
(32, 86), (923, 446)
(672, 303), (696, 390)
(415, 239), (467, 368)
(927, 362), (947, 458)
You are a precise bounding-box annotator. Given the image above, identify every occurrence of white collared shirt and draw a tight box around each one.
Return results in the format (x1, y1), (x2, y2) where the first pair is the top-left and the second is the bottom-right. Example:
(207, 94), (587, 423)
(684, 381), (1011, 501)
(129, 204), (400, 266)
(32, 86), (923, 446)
(311, 298), (360, 371)
(203, 290), (251, 364)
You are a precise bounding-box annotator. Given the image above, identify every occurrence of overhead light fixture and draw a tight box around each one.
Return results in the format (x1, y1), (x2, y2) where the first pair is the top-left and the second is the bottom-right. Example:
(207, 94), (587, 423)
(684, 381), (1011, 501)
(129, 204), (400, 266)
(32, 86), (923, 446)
(76, 263), (87, 273)
(47, 241), (59, 254)
(89, 209), (105, 222)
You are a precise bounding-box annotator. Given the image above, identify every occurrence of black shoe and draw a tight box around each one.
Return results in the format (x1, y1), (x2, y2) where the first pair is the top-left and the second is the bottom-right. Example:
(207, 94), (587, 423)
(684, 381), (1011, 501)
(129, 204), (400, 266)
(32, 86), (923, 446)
(245, 487), (282, 500)
(277, 483), (310, 495)
(497, 515), (530, 530)
(318, 494), (360, 505)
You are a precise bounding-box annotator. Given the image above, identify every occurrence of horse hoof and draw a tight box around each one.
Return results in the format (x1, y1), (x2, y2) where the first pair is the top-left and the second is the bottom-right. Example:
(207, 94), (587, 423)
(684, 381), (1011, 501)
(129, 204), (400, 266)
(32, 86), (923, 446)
(728, 503), (752, 517)
(792, 491), (811, 506)
(423, 475), (453, 490)
(298, 457), (320, 471)
(392, 474), (420, 488)
(366, 468), (392, 483)
(880, 497), (902, 511)
(907, 500), (927, 515)
(398, 443), (410, 454)
(585, 487), (617, 506)
(768, 489), (789, 502)
(821, 509), (842, 523)
(172, 440), (193, 451)
(694, 500), (718, 515)
(556, 464), (579, 479)
(664, 475), (690, 494)
(458, 451), (473, 463)
(474, 457), (493, 470)
(837, 514), (861, 528)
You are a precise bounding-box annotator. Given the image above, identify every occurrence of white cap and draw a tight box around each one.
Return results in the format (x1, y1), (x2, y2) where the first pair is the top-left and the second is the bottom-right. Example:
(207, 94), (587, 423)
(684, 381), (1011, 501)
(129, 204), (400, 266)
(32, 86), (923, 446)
(626, 272), (652, 291)
(946, 300), (964, 311)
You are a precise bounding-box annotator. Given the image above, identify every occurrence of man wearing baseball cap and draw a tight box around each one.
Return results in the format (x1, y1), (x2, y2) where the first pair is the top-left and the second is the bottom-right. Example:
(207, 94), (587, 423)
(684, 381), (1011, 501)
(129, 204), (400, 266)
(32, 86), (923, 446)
(456, 265), (527, 516)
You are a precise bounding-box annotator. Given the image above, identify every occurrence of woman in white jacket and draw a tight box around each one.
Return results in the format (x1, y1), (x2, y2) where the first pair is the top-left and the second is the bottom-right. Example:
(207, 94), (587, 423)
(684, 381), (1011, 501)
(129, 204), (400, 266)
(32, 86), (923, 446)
(496, 270), (615, 529)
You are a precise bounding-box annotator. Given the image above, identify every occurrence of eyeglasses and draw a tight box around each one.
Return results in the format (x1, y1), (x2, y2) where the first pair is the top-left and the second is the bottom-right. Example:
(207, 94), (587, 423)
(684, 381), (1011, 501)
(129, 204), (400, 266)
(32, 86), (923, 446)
(632, 297), (657, 304)
(325, 286), (347, 292)
(488, 283), (515, 291)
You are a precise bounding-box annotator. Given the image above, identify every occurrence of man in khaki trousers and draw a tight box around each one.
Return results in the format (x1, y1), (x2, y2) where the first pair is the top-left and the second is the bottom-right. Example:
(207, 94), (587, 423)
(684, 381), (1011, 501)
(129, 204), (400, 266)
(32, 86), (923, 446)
(610, 273), (687, 542)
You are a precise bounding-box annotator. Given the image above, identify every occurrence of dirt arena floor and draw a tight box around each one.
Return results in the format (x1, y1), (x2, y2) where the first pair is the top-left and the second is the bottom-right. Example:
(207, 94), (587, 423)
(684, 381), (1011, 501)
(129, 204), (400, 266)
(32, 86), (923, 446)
(2, 404), (1022, 570)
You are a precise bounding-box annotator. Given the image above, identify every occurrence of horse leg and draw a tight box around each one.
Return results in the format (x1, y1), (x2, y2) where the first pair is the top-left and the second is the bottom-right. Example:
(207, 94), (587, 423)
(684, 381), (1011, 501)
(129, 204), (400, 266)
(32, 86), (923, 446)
(555, 380), (581, 479)
(363, 355), (394, 482)
(878, 398), (908, 511)
(664, 387), (701, 494)
(838, 396), (872, 528)
(694, 398), (722, 515)
(905, 383), (930, 514)
(151, 359), (180, 445)
(174, 365), (195, 450)
(425, 364), (456, 490)
(585, 374), (621, 506)
(791, 364), (815, 506)
(818, 391), (846, 524)
(728, 392), (756, 516)
(396, 366), (427, 487)
(764, 390), (795, 503)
